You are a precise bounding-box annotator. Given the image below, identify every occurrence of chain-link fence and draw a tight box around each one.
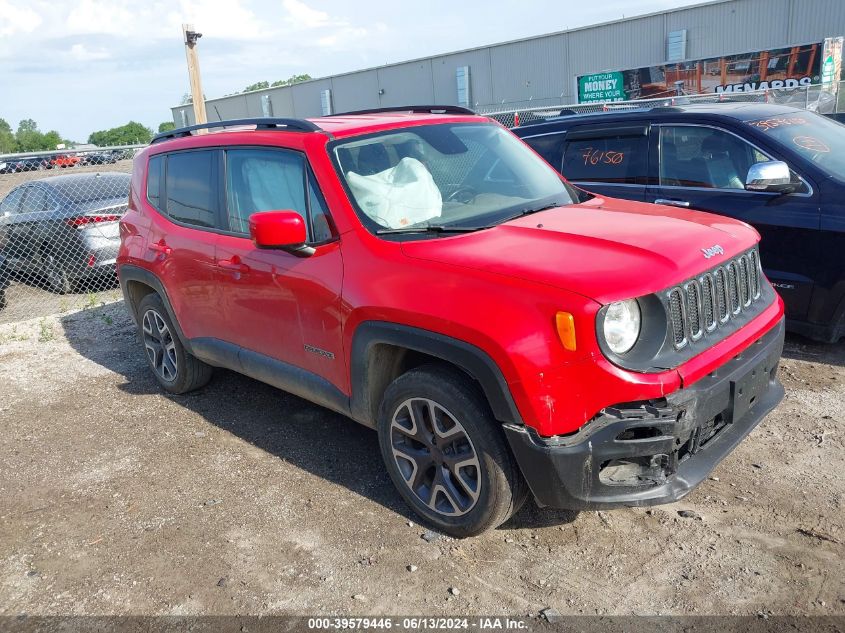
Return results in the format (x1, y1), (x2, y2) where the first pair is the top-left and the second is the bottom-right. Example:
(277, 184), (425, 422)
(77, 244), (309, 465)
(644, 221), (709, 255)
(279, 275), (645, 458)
(479, 81), (845, 127)
(0, 145), (143, 324)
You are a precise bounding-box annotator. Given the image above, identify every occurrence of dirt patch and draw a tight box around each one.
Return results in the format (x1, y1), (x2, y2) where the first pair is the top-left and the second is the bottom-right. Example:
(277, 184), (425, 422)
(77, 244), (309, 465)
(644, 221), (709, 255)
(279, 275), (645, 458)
(0, 304), (843, 616)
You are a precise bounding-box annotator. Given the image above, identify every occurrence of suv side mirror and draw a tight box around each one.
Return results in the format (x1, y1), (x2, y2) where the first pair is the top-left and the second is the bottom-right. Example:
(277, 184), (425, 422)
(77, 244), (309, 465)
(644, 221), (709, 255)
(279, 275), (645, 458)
(745, 161), (796, 194)
(249, 211), (314, 256)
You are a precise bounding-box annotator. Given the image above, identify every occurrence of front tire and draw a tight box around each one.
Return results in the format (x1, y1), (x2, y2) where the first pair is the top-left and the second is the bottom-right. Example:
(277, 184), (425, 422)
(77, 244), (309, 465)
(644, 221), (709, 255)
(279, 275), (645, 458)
(377, 364), (528, 537)
(137, 293), (212, 394)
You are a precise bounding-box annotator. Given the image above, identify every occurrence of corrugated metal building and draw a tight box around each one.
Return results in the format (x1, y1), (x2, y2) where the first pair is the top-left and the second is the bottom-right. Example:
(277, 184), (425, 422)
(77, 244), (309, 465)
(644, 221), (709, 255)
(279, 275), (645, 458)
(171, 0), (845, 124)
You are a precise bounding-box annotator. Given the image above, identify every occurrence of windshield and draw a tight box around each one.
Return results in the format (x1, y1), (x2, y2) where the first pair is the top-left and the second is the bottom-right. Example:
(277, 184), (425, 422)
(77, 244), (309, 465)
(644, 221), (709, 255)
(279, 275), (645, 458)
(746, 111), (845, 180)
(331, 123), (576, 234)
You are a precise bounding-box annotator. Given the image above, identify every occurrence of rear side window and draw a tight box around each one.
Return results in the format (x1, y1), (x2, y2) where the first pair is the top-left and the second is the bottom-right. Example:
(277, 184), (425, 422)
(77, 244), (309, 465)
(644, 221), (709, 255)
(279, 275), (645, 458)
(147, 155), (163, 210)
(1, 187), (26, 215)
(523, 133), (565, 172)
(21, 187), (49, 213)
(562, 132), (650, 185)
(165, 151), (217, 228)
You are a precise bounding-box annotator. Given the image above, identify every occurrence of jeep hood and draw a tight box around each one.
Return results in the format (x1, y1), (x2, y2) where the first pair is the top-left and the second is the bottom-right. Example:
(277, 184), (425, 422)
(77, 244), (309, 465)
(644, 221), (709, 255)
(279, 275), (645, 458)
(400, 197), (760, 305)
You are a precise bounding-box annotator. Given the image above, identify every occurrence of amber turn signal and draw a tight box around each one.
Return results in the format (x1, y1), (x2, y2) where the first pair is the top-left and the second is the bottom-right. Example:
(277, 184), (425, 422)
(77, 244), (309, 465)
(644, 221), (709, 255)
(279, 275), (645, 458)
(555, 311), (576, 351)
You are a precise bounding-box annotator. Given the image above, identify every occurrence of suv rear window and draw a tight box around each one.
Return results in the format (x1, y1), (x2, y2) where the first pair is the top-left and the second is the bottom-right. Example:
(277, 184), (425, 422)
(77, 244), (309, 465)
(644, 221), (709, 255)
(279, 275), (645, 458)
(562, 132), (649, 185)
(165, 151), (217, 228)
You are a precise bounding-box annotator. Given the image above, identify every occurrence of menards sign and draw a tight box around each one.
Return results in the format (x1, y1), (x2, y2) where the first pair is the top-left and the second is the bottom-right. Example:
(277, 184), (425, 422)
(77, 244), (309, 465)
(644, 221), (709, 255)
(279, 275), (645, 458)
(716, 76), (813, 93)
(577, 38), (842, 103)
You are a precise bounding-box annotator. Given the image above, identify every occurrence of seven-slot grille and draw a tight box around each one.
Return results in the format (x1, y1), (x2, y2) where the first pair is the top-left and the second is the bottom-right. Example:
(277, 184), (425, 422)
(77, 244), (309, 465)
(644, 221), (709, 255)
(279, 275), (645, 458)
(668, 249), (762, 349)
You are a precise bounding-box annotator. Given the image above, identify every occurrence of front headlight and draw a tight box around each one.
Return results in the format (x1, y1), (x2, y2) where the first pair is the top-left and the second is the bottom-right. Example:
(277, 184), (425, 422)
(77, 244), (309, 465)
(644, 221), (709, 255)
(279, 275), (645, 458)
(603, 299), (641, 354)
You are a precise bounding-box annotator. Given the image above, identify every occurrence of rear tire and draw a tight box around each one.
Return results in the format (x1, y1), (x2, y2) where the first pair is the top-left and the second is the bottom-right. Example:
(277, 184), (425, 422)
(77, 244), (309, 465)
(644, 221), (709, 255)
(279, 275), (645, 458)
(43, 254), (73, 295)
(137, 293), (212, 394)
(377, 363), (528, 537)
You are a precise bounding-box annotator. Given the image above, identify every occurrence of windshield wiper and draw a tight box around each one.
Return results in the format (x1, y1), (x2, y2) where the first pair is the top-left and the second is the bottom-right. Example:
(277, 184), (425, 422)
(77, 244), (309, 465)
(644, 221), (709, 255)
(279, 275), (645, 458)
(376, 224), (482, 235)
(485, 202), (564, 228)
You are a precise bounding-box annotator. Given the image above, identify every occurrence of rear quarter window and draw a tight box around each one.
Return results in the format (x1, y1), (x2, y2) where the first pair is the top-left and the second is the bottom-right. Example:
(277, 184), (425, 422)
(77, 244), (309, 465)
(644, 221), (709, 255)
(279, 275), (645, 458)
(147, 155), (163, 210)
(562, 134), (650, 185)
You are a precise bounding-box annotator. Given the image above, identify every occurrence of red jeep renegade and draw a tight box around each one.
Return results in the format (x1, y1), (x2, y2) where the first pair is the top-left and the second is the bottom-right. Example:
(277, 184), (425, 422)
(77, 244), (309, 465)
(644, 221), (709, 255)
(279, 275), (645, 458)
(118, 106), (785, 537)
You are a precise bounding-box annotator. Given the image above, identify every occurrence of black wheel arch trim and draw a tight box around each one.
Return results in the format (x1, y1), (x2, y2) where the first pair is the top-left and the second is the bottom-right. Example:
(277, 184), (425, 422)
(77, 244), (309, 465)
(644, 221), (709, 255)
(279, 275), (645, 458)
(118, 264), (193, 354)
(350, 321), (523, 428)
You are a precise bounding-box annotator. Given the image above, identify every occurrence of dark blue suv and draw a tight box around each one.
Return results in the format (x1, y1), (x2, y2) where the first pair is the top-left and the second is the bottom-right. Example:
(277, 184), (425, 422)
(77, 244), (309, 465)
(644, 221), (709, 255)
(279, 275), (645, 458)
(514, 103), (845, 343)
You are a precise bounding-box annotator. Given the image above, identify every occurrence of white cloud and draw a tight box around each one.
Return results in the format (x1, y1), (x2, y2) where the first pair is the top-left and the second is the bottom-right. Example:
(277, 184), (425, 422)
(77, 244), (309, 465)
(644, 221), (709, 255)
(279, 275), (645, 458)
(316, 26), (367, 49)
(69, 44), (111, 61)
(65, 0), (135, 36)
(282, 0), (330, 28)
(0, 0), (42, 36)
(177, 0), (268, 39)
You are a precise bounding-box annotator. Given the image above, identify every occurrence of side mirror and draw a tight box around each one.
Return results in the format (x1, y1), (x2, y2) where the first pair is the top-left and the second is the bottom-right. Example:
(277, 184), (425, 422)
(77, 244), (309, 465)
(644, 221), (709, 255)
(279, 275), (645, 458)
(249, 210), (314, 256)
(745, 161), (796, 194)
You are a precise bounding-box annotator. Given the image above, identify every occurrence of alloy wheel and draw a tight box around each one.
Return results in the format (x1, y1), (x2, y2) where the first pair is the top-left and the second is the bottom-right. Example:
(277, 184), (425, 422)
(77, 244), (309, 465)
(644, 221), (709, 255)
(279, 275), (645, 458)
(43, 255), (71, 294)
(142, 309), (178, 382)
(389, 397), (481, 516)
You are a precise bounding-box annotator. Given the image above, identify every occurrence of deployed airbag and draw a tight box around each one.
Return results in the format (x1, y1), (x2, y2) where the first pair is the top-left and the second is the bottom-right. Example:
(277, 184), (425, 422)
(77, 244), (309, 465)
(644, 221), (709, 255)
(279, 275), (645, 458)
(346, 157), (442, 229)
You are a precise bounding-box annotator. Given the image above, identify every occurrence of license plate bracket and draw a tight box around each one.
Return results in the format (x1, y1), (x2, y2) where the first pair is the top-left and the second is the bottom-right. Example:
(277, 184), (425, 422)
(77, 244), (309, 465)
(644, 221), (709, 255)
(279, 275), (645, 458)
(730, 360), (771, 422)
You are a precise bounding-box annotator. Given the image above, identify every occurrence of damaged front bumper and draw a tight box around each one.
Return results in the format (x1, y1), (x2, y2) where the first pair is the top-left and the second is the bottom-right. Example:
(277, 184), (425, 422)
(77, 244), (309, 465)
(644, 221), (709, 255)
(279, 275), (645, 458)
(504, 318), (785, 510)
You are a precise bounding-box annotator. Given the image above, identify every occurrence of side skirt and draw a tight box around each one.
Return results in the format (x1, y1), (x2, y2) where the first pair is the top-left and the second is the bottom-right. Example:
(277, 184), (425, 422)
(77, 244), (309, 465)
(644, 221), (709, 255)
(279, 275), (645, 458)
(190, 337), (353, 419)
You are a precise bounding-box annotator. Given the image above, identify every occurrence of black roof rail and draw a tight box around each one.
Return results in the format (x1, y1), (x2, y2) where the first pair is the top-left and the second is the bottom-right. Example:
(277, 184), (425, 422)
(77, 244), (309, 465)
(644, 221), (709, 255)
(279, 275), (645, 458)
(151, 118), (322, 144)
(329, 105), (476, 117)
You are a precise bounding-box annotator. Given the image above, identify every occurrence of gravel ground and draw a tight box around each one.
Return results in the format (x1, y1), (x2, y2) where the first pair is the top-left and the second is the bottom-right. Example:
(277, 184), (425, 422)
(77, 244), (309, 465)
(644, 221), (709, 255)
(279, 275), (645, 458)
(0, 303), (843, 617)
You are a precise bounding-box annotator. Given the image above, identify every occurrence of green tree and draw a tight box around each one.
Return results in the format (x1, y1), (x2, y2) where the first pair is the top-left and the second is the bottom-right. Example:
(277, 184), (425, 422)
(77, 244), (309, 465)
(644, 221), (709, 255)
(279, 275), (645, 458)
(88, 121), (153, 146)
(17, 119), (38, 133)
(0, 118), (16, 153)
(158, 121), (176, 133)
(231, 74), (312, 95)
(15, 119), (51, 152)
(271, 73), (312, 87)
(42, 131), (63, 149)
(243, 80), (270, 92)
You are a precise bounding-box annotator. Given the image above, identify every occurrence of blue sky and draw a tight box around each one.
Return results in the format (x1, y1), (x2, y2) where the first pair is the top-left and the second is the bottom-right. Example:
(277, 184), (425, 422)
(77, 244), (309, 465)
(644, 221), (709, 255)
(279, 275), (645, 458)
(0, 0), (703, 142)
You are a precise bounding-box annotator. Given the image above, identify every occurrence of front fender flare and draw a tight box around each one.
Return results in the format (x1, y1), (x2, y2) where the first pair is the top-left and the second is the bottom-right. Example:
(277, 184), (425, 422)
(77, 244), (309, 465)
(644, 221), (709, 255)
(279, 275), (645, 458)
(350, 321), (523, 427)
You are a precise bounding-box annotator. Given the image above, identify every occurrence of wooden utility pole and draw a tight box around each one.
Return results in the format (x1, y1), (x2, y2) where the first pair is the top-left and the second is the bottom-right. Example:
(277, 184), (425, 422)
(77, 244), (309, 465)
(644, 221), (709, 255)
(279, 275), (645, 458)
(182, 23), (207, 129)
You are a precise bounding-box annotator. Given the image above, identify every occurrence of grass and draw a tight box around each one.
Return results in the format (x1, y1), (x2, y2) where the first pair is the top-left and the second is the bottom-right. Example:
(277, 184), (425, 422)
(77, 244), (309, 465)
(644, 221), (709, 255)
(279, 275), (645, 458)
(38, 318), (55, 343)
(0, 326), (30, 344)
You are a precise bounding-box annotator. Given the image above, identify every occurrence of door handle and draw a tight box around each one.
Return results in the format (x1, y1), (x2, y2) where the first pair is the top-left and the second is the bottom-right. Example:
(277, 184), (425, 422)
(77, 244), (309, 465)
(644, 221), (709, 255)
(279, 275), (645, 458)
(655, 198), (691, 208)
(148, 241), (172, 256)
(218, 257), (250, 274)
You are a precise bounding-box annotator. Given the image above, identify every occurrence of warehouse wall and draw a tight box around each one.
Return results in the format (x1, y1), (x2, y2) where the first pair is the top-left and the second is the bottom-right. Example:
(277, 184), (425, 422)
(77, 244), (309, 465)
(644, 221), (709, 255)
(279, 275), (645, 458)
(171, 0), (845, 125)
